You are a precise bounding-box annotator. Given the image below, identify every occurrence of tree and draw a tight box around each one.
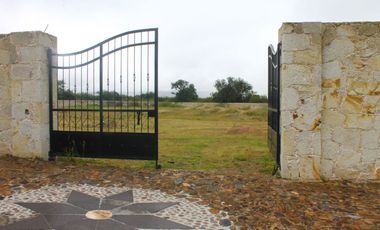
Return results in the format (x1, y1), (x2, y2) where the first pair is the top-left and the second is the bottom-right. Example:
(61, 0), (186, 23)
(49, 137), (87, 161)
(57, 80), (75, 100)
(171, 79), (198, 102)
(211, 77), (255, 103)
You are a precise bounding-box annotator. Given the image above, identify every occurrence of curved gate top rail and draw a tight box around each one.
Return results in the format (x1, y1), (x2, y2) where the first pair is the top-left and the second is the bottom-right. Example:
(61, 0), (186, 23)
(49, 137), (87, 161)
(48, 28), (160, 168)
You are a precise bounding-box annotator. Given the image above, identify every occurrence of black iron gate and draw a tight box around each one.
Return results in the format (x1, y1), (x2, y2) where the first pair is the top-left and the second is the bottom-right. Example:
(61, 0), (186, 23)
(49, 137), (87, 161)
(48, 28), (159, 167)
(268, 43), (281, 169)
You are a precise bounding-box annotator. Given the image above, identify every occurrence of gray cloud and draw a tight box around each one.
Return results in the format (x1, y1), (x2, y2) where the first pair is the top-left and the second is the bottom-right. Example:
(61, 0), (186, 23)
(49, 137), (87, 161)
(1, 0), (379, 96)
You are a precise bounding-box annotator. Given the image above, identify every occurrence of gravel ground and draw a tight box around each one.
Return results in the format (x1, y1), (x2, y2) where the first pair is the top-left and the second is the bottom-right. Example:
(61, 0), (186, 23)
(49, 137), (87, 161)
(0, 156), (379, 229)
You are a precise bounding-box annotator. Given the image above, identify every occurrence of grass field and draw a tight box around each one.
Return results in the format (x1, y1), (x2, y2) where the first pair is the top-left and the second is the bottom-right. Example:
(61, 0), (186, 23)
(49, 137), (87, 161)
(62, 102), (274, 173)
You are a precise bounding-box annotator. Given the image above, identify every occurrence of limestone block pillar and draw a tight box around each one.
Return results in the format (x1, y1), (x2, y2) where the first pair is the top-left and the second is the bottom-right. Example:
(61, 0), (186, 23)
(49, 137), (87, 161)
(0, 35), (12, 156)
(279, 23), (323, 180)
(1, 32), (57, 159)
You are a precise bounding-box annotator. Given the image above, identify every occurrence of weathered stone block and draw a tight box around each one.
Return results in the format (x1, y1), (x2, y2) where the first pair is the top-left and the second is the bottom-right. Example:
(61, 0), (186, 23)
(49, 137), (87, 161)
(360, 130), (379, 149)
(282, 34), (310, 51)
(281, 128), (297, 156)
(302, 22), (322, 34)
(281, 51), (293, 64)
(0, 103), (11, 118)
(334, 147), (361, 175)
(293, 49), (321, 65)
(361, 148), (379, 163)
(336, 24), (356, 37)
(0, 141), (11, 155)
(21, 80), (48, 103)
(322, 110), (345, 127)
(323, 89), (342, 109)
(9, 32), (37, 46)
(16, 46), (47, 63)
(281, 87), (299, 110)
(299, 155), (321, 180)
(332, 127), (360, 150)
(282, 64), (314, 87)
(322, 139), (340, 160)
(0, 50), (11, 64)
(347, 80), (380, 95)
(0, 118), (10, 131)
(279, 23), (295, 35)
(322, 79), (341, 88)
(341, 95), (363, 114)
(323, 38), (354, 62)
(320, 158), (334, 178)
(322, 61), (341, 79)
(344, 114), (374, 129)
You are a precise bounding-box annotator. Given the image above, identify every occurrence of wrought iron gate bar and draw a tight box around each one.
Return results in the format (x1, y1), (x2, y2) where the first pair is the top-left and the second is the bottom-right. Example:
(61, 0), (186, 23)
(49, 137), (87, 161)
(48, 28), (159, 167)
(268, 43), (281, 170)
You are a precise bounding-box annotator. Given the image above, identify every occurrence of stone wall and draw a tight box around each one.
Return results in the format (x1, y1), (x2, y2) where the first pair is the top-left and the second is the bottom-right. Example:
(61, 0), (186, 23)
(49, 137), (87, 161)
(279, 22), (380, 180)
(0, 32), (56, 159)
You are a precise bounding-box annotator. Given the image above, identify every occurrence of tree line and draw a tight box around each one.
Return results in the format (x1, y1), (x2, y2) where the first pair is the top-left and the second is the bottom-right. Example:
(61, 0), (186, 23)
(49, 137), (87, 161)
(170, 77), (267, 103)
(57, 77), (268, 103)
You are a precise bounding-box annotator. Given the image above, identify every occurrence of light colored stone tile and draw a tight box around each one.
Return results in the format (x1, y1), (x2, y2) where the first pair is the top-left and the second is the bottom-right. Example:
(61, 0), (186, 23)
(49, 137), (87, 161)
(279, 23), (294, 35)
(293, 49), (321, 65)
(332, 127), (360, 150)
(323, 38), (354, 62)
(299, 155), (321, 180)
(281, 130), (296, 157)
(322, 60), (341, 79)
(16, 46), (47, 63)
(282, 64), (314, 87)
(281, 51), (293, 64)
(347, 80), (380, 96)
(344, 114), (374, 129)
(361, 148), (380, 163)
(302, 22), (322, 34)
(0, 49), (11, 64)
(9, 32), (37, 46)
(334, 147), (361, 178)
(336, 24), (356, 37)
(322, 110), (345, 127)
(341, 95), (363, 114)
(322, 138), (340, 160)
(360, 130), (380, 149)
(323, 89), (342, 109)
(282, 33), (311, 51)
(281, 87), (299, 110)
(320, 158), (334, 178)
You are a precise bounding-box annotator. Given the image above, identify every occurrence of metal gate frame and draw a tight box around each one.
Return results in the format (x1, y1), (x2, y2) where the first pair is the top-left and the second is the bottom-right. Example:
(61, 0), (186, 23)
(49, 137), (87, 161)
(48, 28), (160, 168)
(268, 43), (281, 170)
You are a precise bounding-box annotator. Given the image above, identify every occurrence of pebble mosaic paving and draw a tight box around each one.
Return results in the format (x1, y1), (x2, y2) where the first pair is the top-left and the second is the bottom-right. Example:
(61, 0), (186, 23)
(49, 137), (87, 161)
(0, 184), (231, 229)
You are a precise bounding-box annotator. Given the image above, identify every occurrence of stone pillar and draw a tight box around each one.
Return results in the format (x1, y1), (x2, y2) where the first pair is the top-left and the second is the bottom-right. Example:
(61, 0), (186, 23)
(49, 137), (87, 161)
(321, 23), (380, 180)
(0, 35), (12, 156)
(0, 32), (57, 159)
(279, 23), (323, 180)
(279, 22), (380, 180)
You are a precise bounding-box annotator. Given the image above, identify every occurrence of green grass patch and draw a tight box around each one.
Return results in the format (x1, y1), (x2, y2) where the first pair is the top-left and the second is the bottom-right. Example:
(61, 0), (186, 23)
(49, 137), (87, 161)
(60, 103), (274, 173)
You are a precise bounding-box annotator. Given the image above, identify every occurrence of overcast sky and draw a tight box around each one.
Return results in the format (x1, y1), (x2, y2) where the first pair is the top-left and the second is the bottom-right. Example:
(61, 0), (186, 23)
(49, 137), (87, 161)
(1, 0), (380, 96)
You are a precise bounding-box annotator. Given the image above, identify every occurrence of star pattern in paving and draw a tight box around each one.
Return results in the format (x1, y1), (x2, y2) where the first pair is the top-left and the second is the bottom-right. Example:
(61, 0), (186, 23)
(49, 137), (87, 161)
(0, 190), (192, 230)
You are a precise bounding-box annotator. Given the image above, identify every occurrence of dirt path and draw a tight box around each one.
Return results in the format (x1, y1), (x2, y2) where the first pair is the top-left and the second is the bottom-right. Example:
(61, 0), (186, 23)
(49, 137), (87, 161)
(0, 156), (379, 229)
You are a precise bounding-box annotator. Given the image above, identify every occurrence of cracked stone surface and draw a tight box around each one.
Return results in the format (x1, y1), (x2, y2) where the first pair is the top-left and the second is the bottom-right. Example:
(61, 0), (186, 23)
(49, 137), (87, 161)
(0, 184), (230, 229)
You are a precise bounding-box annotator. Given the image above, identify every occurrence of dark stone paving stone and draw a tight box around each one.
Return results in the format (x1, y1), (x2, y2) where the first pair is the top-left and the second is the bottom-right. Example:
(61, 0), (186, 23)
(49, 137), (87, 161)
(96, 219), (136, 230)
(113, 215), (192, 229)
(100, 198), (129, 210)
(45, 214), (96, 230)
(16, 202), (86, 215)
(68, 190), (101, 211)
(120, 202), (179, 213)
(105, 190), (133, 203)
(0, 215), (49, 230)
